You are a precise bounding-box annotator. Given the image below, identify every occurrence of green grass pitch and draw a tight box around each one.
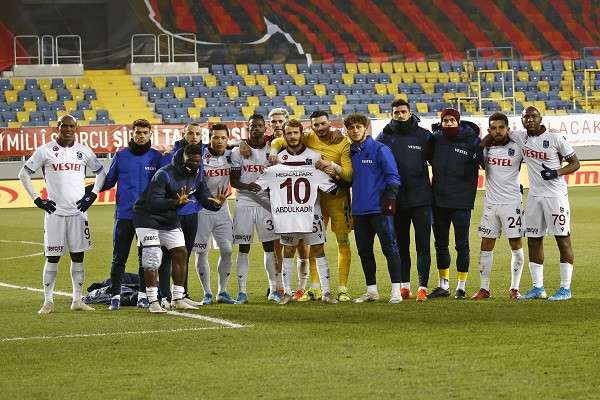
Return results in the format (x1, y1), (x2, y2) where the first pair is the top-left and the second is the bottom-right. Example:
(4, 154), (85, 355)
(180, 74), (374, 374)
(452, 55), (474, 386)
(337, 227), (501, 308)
(1, 187), (599, 399)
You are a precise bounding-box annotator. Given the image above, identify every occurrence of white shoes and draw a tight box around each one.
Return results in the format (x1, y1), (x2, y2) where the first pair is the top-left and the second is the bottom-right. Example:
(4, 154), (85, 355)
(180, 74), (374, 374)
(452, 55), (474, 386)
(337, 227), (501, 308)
(171, 298), (199, 310)
(182, 297), (202, 307)
(160, 298), (171, 310)
(71, 299), (95, 311)
(37, 302), (54, 315)
(321, 292), (338, 304)
(148, 301), (167, 313)
(389, 295), (403, 304)
(353, 292), (380, 303)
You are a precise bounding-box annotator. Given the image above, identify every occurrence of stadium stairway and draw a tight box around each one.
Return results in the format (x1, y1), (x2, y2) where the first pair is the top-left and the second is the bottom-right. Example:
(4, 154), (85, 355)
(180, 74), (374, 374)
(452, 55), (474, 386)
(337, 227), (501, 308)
(84, 70), (160, 125)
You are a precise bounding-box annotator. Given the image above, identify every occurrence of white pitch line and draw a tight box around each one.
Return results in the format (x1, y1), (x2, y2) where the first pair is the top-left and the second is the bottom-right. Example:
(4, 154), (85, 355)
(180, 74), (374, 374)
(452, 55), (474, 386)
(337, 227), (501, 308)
(0, 282), (248, 328)
(1, 327), (228, 342)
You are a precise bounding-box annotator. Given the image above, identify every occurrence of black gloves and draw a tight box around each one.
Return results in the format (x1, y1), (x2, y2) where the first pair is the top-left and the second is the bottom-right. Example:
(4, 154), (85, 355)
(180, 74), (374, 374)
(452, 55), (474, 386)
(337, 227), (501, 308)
(34, 197), (56, 214)
(541, 163), (558, 180)
(76, 192), (97, 212)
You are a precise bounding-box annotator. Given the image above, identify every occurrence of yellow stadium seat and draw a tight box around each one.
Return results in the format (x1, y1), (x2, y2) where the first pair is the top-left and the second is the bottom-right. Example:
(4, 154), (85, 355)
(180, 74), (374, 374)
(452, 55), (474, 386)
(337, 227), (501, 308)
(500, 101), (513, 112)
(63, 100), (77, 112)
(8, 121), (21, 128)
(534, 101), (546, 111)
(438, 72), (449, 83)
(449, 72), (461, 83)
(24, 101), (36, 112)
(314, 84), (326, 97)
(416, 62), (428, 73)
(389, 73), (402, 84)
(395, 93), (408, 102)
(401, 73), (415, 84)
(43, 89), (57, 103)
(153, 76), (166, 89)
(91, 100), (105, 109)
(17, 111), (29, 122)
(415, 102), (428, 114)
(514, 92), (526, 102)
(490, 92), (503, 100)
(65, 78), (78, 90)
(422, 83), (434, 95)
(236, 64), (249, 76)
(563, 60), (573, 71)
(241, 106), (255, 119)
(49, 121), (58, 127)
(256, 74), (269, 86)
(374, 83), (387, 96)
(538, 81), (550, 93)
(226, 85), (239, 99)
(208, 116), (221, 123)
(187, 108), (200, 120)
(443, 92), (458, 102)
(497, 61), (509, 70)
(4, 90), (17, 103)
(381, 62), (394, 74)
(334, 94), (347, 105)
(264, 85), (277, 97)
(193, 97), (206, 108)
(346, 63), (358, 74)
(555, 109), (567, 115)
(404, 62), (417, 73)
(367, 104), (380, 115)
(78, 78), (91, 89)
(84, 110), (97, 121)
(357, 63), (369, 74)
(247, 96), (260, 107)
(284, 95), (297, 106)
(386, 83), (398, 95)
(369, 63), (381, 74)
(517, 71), (529, 81)
(425, 72), (438, 83)
(39, 79), (52, 90)
(292, 74), (305, 86)
(173, 87), (186, 99)
(428, 61), (440, 73)
(530, 60), (542, 72)
(483, 72), (495, 82)
(285, 64), (298, 75)
(11, 79), (24, 91)
(330, 104), (343, 116)
(243, 75), (256, 86)
(71, 89), (84, 101)
(342, 73), (354, 86)
(204, 75), (217, 87)
(291, 105), (305, 116)
(392, 62), (404, 73)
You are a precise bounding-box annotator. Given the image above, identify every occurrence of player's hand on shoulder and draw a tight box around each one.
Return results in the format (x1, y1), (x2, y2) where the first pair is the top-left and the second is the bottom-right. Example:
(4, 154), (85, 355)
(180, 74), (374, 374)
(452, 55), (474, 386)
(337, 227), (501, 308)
(329, 128), (346, 145)
(247, 182), (262, 193)
(239, 141), (252, 158)
(34, 197), (57, 214)
(268, 154), (278, 165)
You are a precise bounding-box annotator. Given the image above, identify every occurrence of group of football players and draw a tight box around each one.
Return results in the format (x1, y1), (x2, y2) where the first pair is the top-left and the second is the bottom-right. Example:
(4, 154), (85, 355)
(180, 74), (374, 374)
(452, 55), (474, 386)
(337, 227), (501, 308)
(19, 100), (580, 314)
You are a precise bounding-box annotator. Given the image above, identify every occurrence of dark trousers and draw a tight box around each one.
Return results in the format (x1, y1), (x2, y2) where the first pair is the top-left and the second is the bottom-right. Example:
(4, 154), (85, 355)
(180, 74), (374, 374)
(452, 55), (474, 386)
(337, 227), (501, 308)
(432, 207), (472, 273)
(109, 218), (145, 296)
(394, 205), (432, 287)
(353, 213), (402, 286)
(159, 213), (198, 299)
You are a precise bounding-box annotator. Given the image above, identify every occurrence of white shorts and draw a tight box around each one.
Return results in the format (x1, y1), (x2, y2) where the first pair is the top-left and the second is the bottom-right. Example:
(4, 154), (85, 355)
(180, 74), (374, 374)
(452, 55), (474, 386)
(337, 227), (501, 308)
(280, 214), (326, 246)
(44, 213), (92, 256)
(193, 208), (233, 253)
(524, 195), (571, 237)
(233, 205), (278, 244)
(136, 227), (186, 249)
(477, 202), (523, 239)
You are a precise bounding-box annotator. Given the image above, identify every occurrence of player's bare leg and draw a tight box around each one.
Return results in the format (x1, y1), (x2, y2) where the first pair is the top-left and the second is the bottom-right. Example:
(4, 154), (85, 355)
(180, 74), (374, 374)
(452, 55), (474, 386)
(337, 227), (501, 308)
(170, 246), (198, 309)
(69, 252), (94, 311)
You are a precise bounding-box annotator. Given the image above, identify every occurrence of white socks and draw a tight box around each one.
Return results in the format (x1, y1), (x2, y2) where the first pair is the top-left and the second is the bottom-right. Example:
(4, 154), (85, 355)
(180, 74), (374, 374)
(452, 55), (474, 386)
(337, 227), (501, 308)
(529, 262), (544, 288)
(42, 261), (58, 304)
(282, 258), (295, 294)
(559, 262), (573, 289)
(391, 283), (400, 298)
(478, 250), (493, 291)
(70, 261), (84, 301)
(236, 252), (249, 293)
(315, 257), (331, 294)
(264, 251), (277, 293)
(439, 277), (450, 290)
(297, 258), (309, 291)
(147, 286), (159, 303)
(510, 249), (524, 290)
(195, 252), (212, 295)
(367, 284), (378, 296)
(172, 284), (185, 301)
(217, 248), (232, 294)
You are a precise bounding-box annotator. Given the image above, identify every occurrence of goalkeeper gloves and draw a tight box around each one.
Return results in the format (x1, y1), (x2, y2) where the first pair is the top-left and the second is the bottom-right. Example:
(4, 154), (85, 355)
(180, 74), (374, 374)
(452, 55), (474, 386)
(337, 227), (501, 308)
(34, 197), (56, 214)
(540, 163), (558, 180)
(76, 192), (97, 212)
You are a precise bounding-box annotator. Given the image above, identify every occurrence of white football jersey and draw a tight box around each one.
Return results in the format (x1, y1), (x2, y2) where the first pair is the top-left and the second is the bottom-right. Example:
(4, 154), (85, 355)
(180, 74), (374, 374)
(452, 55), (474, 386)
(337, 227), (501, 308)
(230, 142), (271, 207)
(255, 163), (336, 234)
(510, 130), (575, 197)
(24, 140), (103, 216)
(202, 146), (231, 194)
(483, 140), (523, 204)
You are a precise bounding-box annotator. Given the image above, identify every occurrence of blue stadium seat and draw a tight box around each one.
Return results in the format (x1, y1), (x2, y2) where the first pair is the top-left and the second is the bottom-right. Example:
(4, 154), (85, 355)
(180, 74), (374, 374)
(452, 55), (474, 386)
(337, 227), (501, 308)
(273, 64), (285, 74)
(25, 79), (38, 90)
(333, 63), (345, 74)
(297, 64), (309, 74)
(248, 64), (260, 74)
(96, 110), (109, 120)
(43, 110), (57, 121)
(77, 100), (90, 110)
(0, 79), (11, 90)
(178, 76), (192, 87)
(211, 65), (224, 75)
(260, 64), (274, 74)
(84, 89), (96, 100)
(223, 64), (235, 75)
(52, 78), (65, 89)
(140, 77), (153, 90)
(309, 64), (322, 74)
(192, 75), (204, 86)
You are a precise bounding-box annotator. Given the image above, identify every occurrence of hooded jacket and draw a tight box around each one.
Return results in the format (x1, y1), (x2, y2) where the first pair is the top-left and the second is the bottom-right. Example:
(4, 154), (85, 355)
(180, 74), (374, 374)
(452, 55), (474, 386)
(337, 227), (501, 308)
(377, 115), (433, 208)
(133, 149), (219, 230)
(430, 120), (484, 209)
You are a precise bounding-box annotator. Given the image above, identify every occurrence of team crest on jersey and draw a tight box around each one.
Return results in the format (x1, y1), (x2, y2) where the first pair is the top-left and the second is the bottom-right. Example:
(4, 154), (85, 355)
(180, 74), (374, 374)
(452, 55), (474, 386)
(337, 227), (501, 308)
(281, 154), (288, 161)
(305, 158), (313, 165)
(508, 148), (515, 156)
(76, 151), (83, 160)
(52, 145), (59, 152)
(204, 153), (211, 160)
(543, 140), (549, 148)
